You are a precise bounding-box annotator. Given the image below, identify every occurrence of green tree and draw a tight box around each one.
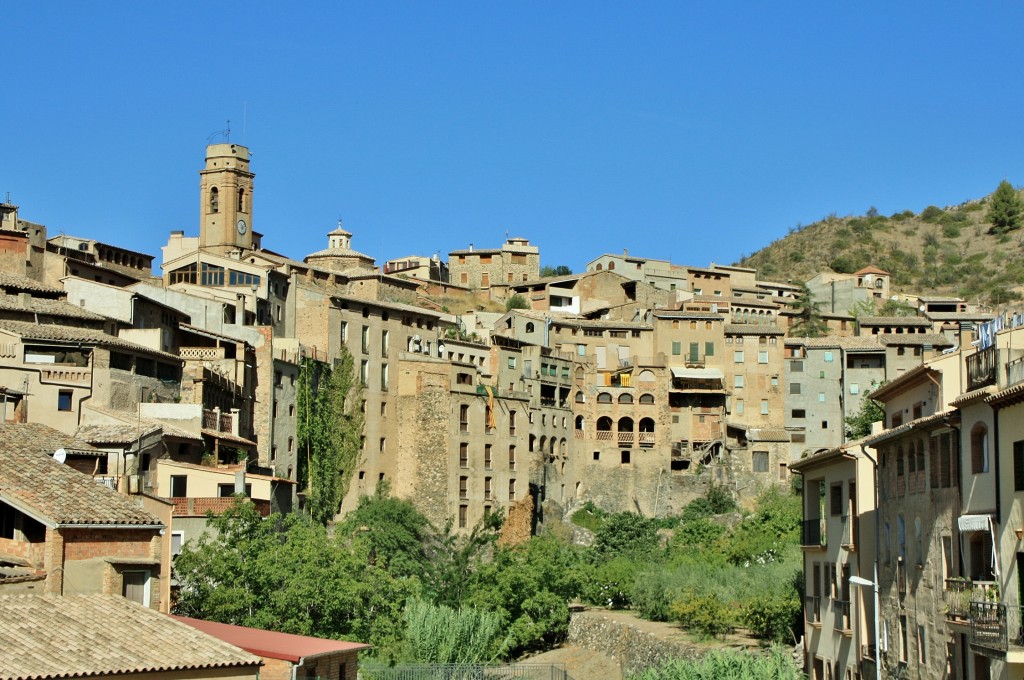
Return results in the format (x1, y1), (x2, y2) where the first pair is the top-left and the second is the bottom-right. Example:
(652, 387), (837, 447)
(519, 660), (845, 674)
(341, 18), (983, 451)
(297, 350), (365, 525)
(505, 294), (529, 311)
(173, 503), (415, 654)
(987, 180), (1024, 234)
(592, 512), (660, 559)
(790, 284), (829, 338)
(540, 265), (572, 277)
(845, 392), (885, 439)
(335, 483), (432, 579)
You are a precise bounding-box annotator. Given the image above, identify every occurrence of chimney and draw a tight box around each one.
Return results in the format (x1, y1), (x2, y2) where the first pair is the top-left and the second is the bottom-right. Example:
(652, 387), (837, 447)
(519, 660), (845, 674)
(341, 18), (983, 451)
(469, 243), (474, 252)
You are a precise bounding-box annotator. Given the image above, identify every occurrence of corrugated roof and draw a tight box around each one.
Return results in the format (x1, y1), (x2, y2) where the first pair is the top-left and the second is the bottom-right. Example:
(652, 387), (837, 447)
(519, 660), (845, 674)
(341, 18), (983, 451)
(173, 615), (369, 662)
(0, 320), (179, 360)
(0, 423), (162, 527)
(0, 595), (261, 679)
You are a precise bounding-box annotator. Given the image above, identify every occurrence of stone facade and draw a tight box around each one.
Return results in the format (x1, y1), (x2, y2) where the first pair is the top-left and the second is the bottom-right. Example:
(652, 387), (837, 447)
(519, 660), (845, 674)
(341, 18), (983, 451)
(449, 238), (540, 290)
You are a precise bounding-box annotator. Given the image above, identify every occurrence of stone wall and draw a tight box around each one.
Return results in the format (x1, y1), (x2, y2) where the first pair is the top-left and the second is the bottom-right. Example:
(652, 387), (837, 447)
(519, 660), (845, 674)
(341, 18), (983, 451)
(564, 610), (702, 677)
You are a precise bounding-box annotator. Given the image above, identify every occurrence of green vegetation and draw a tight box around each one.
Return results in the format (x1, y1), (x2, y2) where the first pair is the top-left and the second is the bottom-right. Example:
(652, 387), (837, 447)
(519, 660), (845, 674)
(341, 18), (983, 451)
(789, 285), (828, 338)
(629, 647), (803, 680)
(845, 391), (885, 439)
(297, 352), (364, 525)
(540, 265), (572, 277)
(737, 182), (1024, 306)
(176, 486), (805, 668)
(505, 294), (529, 311)
(987, 180), (1023, 234)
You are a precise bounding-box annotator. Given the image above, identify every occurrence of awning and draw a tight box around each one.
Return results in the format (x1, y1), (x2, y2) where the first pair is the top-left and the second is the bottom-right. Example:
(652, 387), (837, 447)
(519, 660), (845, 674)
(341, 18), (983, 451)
(670, 367), (724, 380)
(958, 515), (994, 533)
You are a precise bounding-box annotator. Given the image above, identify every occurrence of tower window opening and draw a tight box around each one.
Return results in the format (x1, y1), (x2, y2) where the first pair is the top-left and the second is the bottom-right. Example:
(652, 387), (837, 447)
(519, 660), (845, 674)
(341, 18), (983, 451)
(210, 187), (219, 213)
(238, 187), (245, 212)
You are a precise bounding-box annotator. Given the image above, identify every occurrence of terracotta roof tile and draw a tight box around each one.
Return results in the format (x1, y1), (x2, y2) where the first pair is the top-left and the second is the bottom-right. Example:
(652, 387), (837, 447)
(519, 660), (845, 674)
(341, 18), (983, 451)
(0, 595), (261, 679)
(878, 333), (954, 347)
(0, 295), (107, 321)
(0, 273), (63, 296)
(858, 316), (931, 326)
(0, 423), (162, 527)
(0, 320), (180, 360)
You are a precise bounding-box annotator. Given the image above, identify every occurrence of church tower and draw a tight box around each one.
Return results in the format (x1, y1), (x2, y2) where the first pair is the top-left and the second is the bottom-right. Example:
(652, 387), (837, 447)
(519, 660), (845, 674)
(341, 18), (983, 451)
(198, 143), (254, 253)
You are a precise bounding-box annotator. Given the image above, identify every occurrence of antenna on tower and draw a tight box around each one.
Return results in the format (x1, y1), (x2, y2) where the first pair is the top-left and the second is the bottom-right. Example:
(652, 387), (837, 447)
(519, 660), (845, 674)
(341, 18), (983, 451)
(206, 122), (232, 145)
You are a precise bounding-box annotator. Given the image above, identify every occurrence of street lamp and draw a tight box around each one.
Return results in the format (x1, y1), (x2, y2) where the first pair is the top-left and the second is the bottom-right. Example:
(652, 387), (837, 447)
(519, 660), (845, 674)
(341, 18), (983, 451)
(849, 575), (881, 680)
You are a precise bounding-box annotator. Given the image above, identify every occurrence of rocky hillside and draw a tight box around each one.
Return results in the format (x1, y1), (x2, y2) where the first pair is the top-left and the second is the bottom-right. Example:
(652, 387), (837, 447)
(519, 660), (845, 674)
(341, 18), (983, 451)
(737, 190), (1024, 306)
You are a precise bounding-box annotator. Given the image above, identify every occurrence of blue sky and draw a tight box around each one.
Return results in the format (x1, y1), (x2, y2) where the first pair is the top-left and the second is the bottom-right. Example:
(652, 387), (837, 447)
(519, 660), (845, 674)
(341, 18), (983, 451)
(4, 3), (1023, 275)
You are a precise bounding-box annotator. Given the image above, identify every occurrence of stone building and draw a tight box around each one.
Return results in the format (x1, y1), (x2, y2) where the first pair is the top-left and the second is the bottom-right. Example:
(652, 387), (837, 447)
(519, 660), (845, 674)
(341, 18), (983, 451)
(449, 237), (540, 290)
(806, 266), (891, 316)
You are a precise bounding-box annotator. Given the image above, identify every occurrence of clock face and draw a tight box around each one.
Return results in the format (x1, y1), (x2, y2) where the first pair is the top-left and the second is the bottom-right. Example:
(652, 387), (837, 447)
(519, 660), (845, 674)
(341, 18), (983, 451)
(236, 219), (248, 235)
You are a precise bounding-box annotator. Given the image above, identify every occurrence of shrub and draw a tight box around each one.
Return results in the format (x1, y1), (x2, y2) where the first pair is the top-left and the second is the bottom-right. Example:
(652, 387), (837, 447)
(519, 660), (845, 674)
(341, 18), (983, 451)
(942, 223), (962, 238)
(920, 205), (944, 222)
(505, 294), (529, 311)
(630, 647), (804, 680)
(743, 594), (801, 643)
(670, 591), (734, 638)
(592, 512), (660, 559)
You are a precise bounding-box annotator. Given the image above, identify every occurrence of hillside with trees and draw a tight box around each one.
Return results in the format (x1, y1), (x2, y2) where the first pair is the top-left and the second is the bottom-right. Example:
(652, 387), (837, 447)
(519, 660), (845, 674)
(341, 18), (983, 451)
(738, 181), (1024, 306)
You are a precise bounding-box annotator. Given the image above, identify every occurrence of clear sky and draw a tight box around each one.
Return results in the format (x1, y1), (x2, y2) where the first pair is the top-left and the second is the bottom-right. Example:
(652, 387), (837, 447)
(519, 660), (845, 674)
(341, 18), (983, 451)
(4, 3), (1024, 275)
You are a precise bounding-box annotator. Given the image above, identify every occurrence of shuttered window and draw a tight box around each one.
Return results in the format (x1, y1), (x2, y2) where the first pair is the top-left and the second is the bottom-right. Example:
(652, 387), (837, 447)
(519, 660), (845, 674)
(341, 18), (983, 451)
(1015, 440), (1024, 492)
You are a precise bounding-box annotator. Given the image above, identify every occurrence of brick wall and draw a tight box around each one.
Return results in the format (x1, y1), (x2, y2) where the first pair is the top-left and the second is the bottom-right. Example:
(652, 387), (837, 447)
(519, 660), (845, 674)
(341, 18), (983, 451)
(172, 497), (270, 517)
(62, 528), (157, 561)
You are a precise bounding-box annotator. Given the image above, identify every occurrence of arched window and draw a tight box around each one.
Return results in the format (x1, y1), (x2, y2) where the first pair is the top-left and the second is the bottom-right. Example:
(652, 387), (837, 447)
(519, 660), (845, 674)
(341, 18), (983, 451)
(639, 417), (655, 447)
(637, 369), (656, 384)
(529, 434), (536, 452)
(209, 187), (219, 213)
(618, 393), (634, 404)
(575, 415), (584, 431)
(596, 263), (603, 271)
(560, 438), (567, 456)
(608, 261), (615, 270)
(971, 423), (989, 474)
(596, 416), (613, 431)
(237, 187), (245, 211)
(597, 392), (612, 404)
(617, 417), (634, 447)
(639, 393), (655, 404)
(539, 436), (547, 453)
(575, 391), (585, 403)
(549, 438), (556, 455)
(575, 367), (585, 385)
(525, 322), (535, 333)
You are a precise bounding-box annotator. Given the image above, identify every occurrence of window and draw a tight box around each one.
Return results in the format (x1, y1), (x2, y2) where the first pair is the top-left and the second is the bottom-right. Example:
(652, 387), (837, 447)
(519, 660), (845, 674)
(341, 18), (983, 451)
(484, 444), (492, 469)
(760, 400), (769, 415)
(509, 446), (516, 471)
(360, 360), (369, 386)
(484, 477), (492, 500)
(169, 475), (187, 498)
(459, 476), (468, 500)
(171, 531), (184, 557)
(734, 374), (744, 388)
(507, 356), (516, 369)
(459, 404), (469, 432)
(57, 390), (73, 412)
(621, 450), (631, 464)
(218, 483), (252, 497)
(790, 383), (801, 395)
(509, 410), (517, 436)
(971, 423), (989, 473)
(380, 363), (389, 390)
(381, 329), (389, 355)
(509, 479), (516, 501)
(753, 451), (769, 472)
(824, 351), (834, 362)
(818, 392), (826, 402)
(791, 360), (803, 372)
(792, 409), (806, 418)
(379, 437), (386, 453)
(672, 341), (681, 356)
(758, 350), (768, 364)
(122, 570), (151, 607)
(1015, 441), (1024, 491)
(736, 399), (744, 415)
(459, 443), (468, 468)
(458, 505), (468, 528)
(361, 325), (370, 353)
(733, 350), (744, 363)
(209, 187), (219, 213)
(849, 383), (860, 395)
(830, 483), (843, 516)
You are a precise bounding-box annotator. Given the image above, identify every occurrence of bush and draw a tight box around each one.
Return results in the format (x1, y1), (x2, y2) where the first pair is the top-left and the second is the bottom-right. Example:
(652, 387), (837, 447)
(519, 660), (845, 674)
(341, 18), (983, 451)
(505, 294), (529, 311)
(742, 594), (801, 643)
(629, 647), (804, 680)
(920, 205), (945, 222)
(942, 223), (962, 238)
(670, 591), (734, 638)
(592, 512), (660, 559)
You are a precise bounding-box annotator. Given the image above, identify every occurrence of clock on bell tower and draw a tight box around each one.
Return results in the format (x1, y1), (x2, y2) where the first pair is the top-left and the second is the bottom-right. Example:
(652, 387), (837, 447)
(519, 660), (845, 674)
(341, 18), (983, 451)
(198, 143), (255, 254)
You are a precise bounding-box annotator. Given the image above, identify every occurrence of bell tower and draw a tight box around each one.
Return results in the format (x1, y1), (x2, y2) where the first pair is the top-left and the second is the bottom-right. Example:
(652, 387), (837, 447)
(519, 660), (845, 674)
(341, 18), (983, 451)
(199, 143), (254, 253)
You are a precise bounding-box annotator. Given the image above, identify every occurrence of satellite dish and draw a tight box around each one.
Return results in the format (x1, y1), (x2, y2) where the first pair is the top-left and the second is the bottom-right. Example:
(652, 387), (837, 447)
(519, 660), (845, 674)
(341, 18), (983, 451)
(53, 448), (67, 464)
(437, 342), (446, 357)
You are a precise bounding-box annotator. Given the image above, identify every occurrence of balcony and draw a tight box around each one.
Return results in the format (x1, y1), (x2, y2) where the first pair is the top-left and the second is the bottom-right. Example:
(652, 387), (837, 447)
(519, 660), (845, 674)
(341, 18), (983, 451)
(801, 519), (825, 548)
(944, 579), (993, 623)
(805, 595), (821, 625)
(1009, 355), (1024, 387)
(638, 432), (655, 447)
(967, 347), (997, 391)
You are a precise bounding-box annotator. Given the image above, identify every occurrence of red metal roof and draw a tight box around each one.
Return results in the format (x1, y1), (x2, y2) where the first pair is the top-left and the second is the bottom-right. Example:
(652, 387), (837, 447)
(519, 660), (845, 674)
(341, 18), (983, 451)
(172, 616), (370, 663)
